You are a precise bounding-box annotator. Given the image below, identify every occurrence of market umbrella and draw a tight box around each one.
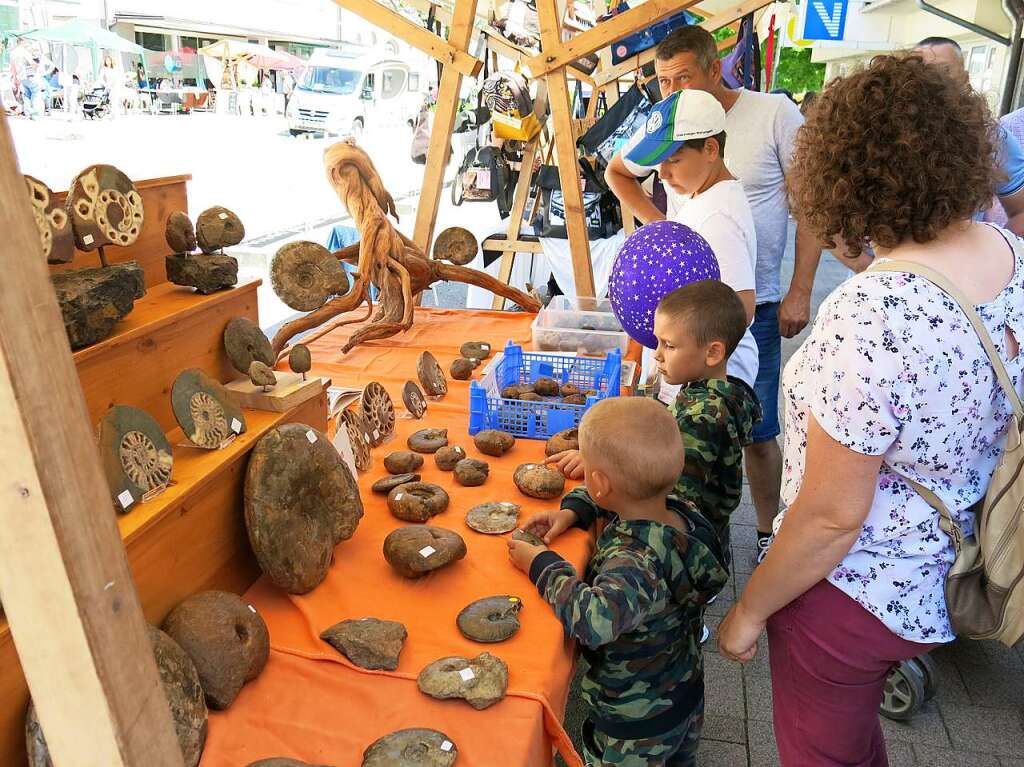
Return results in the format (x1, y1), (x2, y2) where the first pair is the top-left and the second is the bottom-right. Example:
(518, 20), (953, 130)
(198, 39), (303, 70)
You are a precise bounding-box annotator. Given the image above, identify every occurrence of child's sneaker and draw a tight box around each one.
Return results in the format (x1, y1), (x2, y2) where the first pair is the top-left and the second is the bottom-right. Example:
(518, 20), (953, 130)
(755, 531), (772, 564)
(700, 624), (711, 645)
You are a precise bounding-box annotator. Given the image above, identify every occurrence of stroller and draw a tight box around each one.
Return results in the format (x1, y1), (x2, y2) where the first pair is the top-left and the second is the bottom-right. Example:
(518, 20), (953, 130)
(82, 86), (109, 119)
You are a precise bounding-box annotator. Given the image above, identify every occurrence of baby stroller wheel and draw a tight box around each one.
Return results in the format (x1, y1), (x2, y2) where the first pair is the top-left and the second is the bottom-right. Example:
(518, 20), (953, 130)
(451, 163), (465, 206)
(880, 659), (926, 721)
(908, 654), (937, 701)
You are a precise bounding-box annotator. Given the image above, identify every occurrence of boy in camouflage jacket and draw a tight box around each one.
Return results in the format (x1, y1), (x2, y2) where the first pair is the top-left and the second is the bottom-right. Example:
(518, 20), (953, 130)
(509, 397), (728, 766)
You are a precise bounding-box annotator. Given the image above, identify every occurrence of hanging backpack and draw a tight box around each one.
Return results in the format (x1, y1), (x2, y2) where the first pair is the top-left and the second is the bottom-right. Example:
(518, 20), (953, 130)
(577, 81), (659, 171)
(481, 69), (541, 142)
(601, 2), (697, 64)
(410, 108), (431, 165)
(721, 13), (761, 91)
(458, 146), (514, 217)
(536, 161), (621, 240)
(869, 259), (1024, 647)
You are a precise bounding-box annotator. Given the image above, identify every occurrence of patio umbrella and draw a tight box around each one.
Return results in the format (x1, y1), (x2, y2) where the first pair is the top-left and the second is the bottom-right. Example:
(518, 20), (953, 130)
(199, 39), (304, 70)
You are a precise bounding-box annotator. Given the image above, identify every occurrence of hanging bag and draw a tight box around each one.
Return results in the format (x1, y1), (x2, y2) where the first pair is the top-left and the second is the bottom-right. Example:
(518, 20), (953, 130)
(576, 81), (659, 171)
(410, 108), (431, 165)
(536, 161), (620, 239)
(481, 68), (541, 142)
(600, 2), (696, 64)
(869, 259), (1024, 646)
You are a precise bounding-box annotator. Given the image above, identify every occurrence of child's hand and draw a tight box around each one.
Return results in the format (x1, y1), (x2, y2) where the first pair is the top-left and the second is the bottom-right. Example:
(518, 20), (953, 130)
(523, 508), (578, 544)
(544, 449), (584, 480)
(507, 538), (546, 573)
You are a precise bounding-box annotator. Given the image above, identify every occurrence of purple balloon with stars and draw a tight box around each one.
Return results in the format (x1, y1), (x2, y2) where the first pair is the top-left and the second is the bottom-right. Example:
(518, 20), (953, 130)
(608, 220), (720, 349)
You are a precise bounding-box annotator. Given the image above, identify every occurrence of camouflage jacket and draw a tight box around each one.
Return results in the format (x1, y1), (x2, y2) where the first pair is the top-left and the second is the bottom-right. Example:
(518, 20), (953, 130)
(529, 492), (728, 739)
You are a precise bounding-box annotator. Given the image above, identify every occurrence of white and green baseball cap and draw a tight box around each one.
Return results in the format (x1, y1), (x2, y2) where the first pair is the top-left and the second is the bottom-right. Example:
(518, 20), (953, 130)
(626, 89), (727, 167)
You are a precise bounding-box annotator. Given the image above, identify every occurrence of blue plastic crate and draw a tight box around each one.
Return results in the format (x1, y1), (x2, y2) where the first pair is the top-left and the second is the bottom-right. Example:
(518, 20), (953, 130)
(468, 342), (622, 440)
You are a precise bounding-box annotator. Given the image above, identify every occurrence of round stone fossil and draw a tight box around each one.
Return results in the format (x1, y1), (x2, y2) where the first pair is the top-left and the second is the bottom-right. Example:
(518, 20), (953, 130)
(196, 205), (245, 253)
(512, 528), (546, 547)
(453, 458), (489, 487)
(560, 383), (580, 398)
(465, 502), (519, 534)
(403, 380), (427, 419)
(408, 428), (448, 453)
(457, 596), (523, 643)
(244, 424), (363, 594)
(532, 377), (561, 397)
(97, 404), (173, 511)
(388, 482), (449, 523)
(384, 451), (424, 475)
(460, 341), (493, 361)
(361, 382), (395, 447)
(500, 384), (531, 400)
(321, 617), (407, 672)
(249, 360), (277, 389)
(449, 357), (478, 381)
(223, 317), (274, 377)
(171, 368), (246, 449)
(248, 761), (333, 767)
(432, 225), (478, 266)
(166, 210), (197, 254)
(289, 344), (312, 379)
(25, 175), (73, 264)
(67, 164), (144, 252)
(563, 394), (587, 405)
(417, 652), (508, 710)
(162, 591), (269, 710)
(341, 408), (372, 472)
(514, 463), (566, 500)
(520, 392), (543, 402)
(417, 351), (447, 396)
(473, 429), (515, 457)
(271, 240), (348, 312)
(362, 728), (458, 767)
(545, 427), (579, 456)
(383, 526), (466, 579)
(372, 472), (420, 494)
(433, 445), (466, 471)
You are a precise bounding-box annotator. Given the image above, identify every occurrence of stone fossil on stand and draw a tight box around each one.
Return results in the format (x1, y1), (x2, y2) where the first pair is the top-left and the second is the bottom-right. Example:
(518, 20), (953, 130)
(342, 408), (372, 472)
(417, 351), (447, 397)
(196, 206), (245, 254)
(432, 226), (478, 265)
(224, 317), (275, 377)
(66, 164), (144, 261)
(402, 381), (427, 419)
(271, 240), (349, 312)
(97, 404), (173, 511)
(171, 368), (246, 449)
(25, 175), (73, 264)
(289, 344), (312, 380)
(166, 210), (197, 254)
(320, 617), (407, 671)
(361, 381), (395, 446)
(51, 262), (146, 349)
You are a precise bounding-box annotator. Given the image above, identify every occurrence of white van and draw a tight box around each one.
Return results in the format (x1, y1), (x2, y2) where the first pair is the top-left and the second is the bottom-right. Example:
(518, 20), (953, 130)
(286, 50), (423, 136)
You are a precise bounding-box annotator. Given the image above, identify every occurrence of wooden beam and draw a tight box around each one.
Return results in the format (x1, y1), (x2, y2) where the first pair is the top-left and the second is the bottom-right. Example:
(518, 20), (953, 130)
(480, 27), (595, 83)
(332, 0), (483, 77)
(413, 0), (481, 251)
(0, 117), (184, 766)
(483, 238), (545, 253)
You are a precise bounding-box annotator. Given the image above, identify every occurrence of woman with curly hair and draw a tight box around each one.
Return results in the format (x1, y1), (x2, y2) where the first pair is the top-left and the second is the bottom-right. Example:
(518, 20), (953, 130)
(717, 54), (1024, 765)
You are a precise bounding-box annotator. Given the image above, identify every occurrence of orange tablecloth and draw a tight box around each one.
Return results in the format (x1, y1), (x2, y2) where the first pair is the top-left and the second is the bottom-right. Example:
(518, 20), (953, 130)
(200, 308), (593, 767)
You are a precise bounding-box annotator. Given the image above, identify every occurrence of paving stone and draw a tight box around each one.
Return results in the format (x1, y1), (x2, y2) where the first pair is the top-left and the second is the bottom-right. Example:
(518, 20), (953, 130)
(879, 702), (950, 748)
(744, 672), (774, 723)
(747, 718), (781, 767)
(887, 741), (917, 766)
(732, 545), (759, 575)
(952, 651), (1024, 709)
(914, 745), (1000, 766)
(704, 649), (746, 718)
(702, 713), (746, 744)
(1000, 759), (1024, 767)
(926, 647), (971, 706)
(706, 590), (736, 617)
(698, 740), (748, 767)
(940, 705), (1024, 757)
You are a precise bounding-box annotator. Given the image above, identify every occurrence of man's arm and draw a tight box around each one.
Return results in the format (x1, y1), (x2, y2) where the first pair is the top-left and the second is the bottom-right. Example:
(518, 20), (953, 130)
(999, 189), (1024, 237)
(779, 221), (822, 337)
(605, 153), (666, 226)
(996, 128), (1024, 237)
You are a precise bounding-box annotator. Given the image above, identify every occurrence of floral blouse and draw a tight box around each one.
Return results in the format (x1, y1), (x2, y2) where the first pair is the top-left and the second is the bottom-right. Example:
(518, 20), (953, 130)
(776, 225), (1024, 642)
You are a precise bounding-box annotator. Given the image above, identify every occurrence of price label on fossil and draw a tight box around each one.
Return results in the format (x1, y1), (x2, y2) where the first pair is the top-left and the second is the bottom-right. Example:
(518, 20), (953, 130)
(306, 430), (317, 444)
(117, 489), (135, 509)
(459, 668), (475, 682)
(83, 234), (94, 245)
(231, 418), (242, 434)
(481, 343), (490, 351)
(441, 741), (454, 752)
(394, 493), (404, 501)
(219, 212), (229, 220)
(248, 604), (257, 614)
(418, 545), (436, 558)
(373, 429), (380, 440)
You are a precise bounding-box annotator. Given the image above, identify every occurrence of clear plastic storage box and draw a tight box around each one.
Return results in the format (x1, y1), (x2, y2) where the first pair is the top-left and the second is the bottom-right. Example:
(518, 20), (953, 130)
(531, 296), (630, 356)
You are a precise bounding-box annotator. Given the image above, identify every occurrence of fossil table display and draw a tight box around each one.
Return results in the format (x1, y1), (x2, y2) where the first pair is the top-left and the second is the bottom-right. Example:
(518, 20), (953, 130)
(52, 261), (146, 349)
(457, 596), (523, 643)
(162, 591), (270, 710)
(417, 351), (447, 397)
(403, 381), (427, 418)
(513, 464), (566, 500)
(245, 424), (363, 594)
(25, 175), (73, 264)
(271, 240), (349, 312)
(361, 381), (395, 446)
(97, 404), (173, 511)
(432, 225), (477, 265)
(465, 502), (520, 534)
(224, 317), (275, 376)
(196, 206), (245, 254)
(171, 368), (246, 449)
(417, 652), (509, 710)
(388, 482), (449, 522)
(384, 526), (466, 579)
(320, 617), (408, 671)
(67, 163), (144, 260)
(362, 728), (458, 767)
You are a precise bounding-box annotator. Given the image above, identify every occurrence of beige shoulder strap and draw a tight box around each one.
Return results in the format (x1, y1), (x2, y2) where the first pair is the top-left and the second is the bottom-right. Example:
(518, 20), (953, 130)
(868, 259), (1024, 421)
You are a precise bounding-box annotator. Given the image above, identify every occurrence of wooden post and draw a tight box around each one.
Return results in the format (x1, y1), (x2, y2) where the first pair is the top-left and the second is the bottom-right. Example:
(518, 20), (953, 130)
(0, 118), (184, 765)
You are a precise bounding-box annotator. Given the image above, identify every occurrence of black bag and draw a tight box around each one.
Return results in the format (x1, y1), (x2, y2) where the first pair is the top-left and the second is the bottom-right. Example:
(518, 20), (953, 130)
(410, 109), (430, 165)
(459, 146), (514, 217)
(536, 161), (621, 240)
(577, 82), (659, 170)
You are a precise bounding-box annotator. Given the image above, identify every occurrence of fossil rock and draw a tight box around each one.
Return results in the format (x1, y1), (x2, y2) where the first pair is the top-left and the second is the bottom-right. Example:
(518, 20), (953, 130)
(433, 445), (466, 471)
(473, 430), (515, 457)
(362, 728), (458, 767)
(403, 381), (427, 418)
(52, 262), (146, 349)
(249, 360), (277, 389)
(162, 591), (269, 710)
(384, 451), (424, 475)
(453, 458), (489, 487)
(383, 526), (466, 579)
(224, 317), (275, 376)
(512, 528), (546, 547)
(560, 383), (579, 398)
(320, 617), (407, 671)
(372, 473), (420, 494)
(563, 394), (587, 405)
(271, 240), (348, 312)
(244, 423), (363, 593)
(460, 341), (493, 360)
(165, 254), (238, 294)
(514, 463), (565, 500)
(457, 596), (523, 643)
(417, 652), (508, 710)
(519, 391), (543, 402)
(166, 210), (197, 253)
(417, 351), (447, 396)
(361, 382), (395, 447)
(388, 482), (449, 522)
(532, 377), (560, 397)
(545, 428), (579, 456)
(342, 408), (372, 472)
(67, 164), (144, 253)
(25, 175), (73, 264)
(289, 344), (312, 379)
(408, 428), (448, 453)
(171, 369), (246, 449)
(465, 502), (519, 534)
(248, 760), (333, 767)
(97, 404), (173, 511)
(432, 226), (477, 266)
(196, 206), (245, 253)
(500, 384), (531, 400)
(149, 625), (208, 767)
(449, 357), (477, 380)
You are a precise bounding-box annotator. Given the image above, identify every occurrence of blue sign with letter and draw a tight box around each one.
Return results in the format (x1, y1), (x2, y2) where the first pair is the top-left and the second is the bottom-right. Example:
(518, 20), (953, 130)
(801, 0), (849, 41)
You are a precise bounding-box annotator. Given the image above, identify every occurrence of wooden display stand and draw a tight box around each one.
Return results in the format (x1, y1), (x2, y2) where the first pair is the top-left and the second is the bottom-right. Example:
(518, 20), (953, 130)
(0, 169), (330, 765)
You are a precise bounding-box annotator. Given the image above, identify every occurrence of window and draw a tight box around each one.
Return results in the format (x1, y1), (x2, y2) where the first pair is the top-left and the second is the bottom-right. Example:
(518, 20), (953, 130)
(409, 72), (420, 92)
(362, 71), (375, 98)
(381, 68), (406, 98)
(135, 31), (168, 52)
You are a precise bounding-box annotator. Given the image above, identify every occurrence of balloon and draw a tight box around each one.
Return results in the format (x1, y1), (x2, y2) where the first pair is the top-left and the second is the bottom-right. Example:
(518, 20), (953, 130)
(608, 220), (720, 349)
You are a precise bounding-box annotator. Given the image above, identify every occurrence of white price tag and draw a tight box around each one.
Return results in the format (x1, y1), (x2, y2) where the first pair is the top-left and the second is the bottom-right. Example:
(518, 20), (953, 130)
(247, 604), (257, 614)
(441, 741), (453, 753)
(475, 168), (491, 188)
(218, 212), (229, 220)
(230, 418), (242, 434)
(83, 234), (94, 245)
(418, 545), (436, 558)
(364, 432), (371, 443)
(481, 343), (490, 351)
(117, 489), (134, 509)
(459, 668), (475, 682)
(306, 430), (317, 444)
(394, 493), (404, 501)
(373, 429), (380, 440)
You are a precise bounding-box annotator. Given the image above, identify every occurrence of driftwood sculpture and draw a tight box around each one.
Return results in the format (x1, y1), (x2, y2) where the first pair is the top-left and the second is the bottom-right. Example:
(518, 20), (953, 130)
(269, 140), (540, 358)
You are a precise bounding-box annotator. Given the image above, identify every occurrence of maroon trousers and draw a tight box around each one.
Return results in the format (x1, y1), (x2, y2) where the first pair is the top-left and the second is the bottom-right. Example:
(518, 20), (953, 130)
(767, 580), (939, 767)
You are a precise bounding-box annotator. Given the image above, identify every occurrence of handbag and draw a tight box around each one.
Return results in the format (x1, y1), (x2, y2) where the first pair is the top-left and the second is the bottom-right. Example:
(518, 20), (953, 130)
(410, 109), (430, 165)
(536, 161), (621, 239)
(481, 69), (541, 142)
(721, 13), (761, 91)
(459, 146), (515, 217)
(601, 2), (696, 64)
(577, 82), (659, 170)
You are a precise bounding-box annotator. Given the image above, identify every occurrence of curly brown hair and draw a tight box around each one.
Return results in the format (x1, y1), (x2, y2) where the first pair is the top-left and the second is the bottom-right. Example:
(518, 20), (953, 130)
(788, 54), (1001, 256)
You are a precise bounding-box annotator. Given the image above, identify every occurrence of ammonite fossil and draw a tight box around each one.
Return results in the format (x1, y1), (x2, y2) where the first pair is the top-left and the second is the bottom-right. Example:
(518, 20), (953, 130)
(67, 164), (144, 254)
(362, 728), (457, 767)
(511, 528), (545, 547)
(453, 458), (489, 487)
(384, 451), (424, 475)
(372, 473), (420, 494)
(25, 175), (73, 264)
(513, 463), (565, 500)
(473, 430), (515, 457)
(532, 377), (560, 397)
(408, 428), (448, 453)
(171, 369), (246, 449)
(433, 445), (466, 471)
(342, 408), (372, 472)
(248, 360), (277, 390)
(196, 206), (245, 254)
(166, 211), (197, 254)
(545, 427), (579, 456)
(361, 381), (395, 447)
(417, 351), (447, 397)
(465, 502), (519, 534)
(416, 652), (508, 710)
(383, 526), (466, 579)
(97, 404), (173, 511)
(460, 341), (493, 361)
(223, 317), (274, 376)
(289, 344), (312, 380)
(432, 226), (478, 266)
(271, 241), (349, 312)
(449, 358), (477, 380)
(402, 380), (427, 419)
(457, 595), (522, 642)
(387, 482), (449, 523)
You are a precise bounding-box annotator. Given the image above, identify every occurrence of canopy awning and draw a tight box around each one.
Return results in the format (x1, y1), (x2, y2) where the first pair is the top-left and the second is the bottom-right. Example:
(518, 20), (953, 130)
(20, 19), (145, 54)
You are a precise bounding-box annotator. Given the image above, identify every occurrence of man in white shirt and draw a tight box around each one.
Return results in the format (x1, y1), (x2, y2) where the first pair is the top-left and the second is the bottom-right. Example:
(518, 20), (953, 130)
(605, 26), (822, 562)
